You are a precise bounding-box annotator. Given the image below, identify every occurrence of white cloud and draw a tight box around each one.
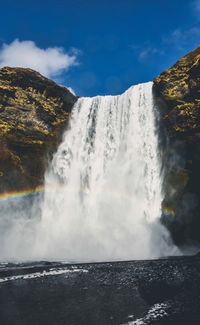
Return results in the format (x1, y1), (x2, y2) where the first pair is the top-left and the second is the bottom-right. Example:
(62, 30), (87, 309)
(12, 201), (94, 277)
(138, 47), (162, 62)
(163, 27), (200, 50)
(0, 39), (79, 78)
(66, 87), (76, 96)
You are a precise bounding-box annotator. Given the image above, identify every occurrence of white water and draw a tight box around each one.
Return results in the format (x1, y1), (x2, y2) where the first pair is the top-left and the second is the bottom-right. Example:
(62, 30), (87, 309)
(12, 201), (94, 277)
(0, 82), (179, 261)
(32, 82), (178, 261)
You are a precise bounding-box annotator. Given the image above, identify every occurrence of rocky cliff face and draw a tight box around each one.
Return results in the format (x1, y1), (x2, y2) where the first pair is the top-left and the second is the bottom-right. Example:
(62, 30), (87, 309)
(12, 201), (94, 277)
(0, 67), (77, 194)
(2, 50), (200, 245)
(154, 47), (200, 244)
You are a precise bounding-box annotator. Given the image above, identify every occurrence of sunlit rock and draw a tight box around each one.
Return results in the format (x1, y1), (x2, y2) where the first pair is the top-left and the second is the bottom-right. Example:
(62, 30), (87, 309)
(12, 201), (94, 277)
(0, 67), (77, 194)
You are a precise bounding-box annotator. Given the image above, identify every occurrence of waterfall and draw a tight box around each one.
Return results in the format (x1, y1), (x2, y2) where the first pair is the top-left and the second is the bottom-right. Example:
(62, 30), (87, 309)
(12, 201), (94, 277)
(33, 82), (177, 262)
(0, 82), (179, 262)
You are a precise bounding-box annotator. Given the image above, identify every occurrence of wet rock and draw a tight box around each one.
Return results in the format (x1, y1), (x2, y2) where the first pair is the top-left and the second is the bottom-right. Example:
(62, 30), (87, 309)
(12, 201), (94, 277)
(153, 47), (200, 244)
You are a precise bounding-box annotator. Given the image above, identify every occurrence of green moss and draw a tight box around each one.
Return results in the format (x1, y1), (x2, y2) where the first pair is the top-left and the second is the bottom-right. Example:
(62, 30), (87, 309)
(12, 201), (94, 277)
(0, 66), (77, 193)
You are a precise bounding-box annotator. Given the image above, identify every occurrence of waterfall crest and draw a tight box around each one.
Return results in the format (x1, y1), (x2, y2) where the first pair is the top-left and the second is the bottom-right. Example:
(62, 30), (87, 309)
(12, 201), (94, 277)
(34, 82), (177, 261)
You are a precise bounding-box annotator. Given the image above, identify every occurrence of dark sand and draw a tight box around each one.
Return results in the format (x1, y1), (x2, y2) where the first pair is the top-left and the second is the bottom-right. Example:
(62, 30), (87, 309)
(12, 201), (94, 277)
(0, 256), (200, 324)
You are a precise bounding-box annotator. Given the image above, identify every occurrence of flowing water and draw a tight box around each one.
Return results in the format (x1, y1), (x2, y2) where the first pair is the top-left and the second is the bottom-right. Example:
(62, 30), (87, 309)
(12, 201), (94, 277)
(0, 82), (178, 261)
(33, 82), (178, 261)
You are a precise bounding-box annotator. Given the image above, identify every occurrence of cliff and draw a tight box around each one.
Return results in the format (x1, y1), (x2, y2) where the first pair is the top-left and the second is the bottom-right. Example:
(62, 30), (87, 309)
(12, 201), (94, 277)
(154, 46), (200, 244)
(2, 49), (200, 245)
(0, 67), (77, 194)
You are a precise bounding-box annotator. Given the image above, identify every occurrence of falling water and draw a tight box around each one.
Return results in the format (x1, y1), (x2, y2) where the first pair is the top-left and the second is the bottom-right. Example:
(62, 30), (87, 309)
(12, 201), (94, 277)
(33, 82), (177, 262)
(0, 82), (179, 261)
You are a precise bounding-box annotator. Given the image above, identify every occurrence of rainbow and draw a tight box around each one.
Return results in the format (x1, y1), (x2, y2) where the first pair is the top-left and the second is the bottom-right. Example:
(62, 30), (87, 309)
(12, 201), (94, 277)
(162, 206), (176, 217)
(0, 185), (177, 221)
(0, 186), (44, 202)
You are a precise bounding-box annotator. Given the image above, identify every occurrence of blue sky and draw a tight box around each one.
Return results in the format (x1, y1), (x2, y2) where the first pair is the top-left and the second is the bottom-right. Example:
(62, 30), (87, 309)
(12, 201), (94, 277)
(0, 0), (200, 96)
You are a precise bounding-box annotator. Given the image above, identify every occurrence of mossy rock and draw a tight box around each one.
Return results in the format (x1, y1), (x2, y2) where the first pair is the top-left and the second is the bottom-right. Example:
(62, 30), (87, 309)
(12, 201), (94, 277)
(154, 47), (200, 244)
(0, 67), (77, 193)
